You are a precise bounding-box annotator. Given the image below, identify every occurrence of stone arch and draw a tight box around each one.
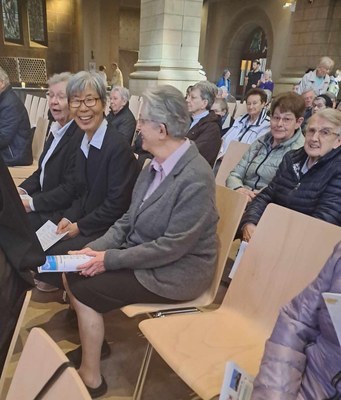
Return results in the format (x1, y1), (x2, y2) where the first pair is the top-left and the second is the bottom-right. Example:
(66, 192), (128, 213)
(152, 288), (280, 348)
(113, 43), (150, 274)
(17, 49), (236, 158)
(217, 6), (274, 97)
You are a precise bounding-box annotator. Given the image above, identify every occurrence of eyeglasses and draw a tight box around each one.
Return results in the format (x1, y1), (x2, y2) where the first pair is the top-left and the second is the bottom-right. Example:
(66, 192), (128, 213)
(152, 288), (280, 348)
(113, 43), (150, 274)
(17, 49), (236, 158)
(69, 97), (100, 108)
(46, 92), (67, 101)
(305, 127), (339, 138)
(271, 115), (296, 124)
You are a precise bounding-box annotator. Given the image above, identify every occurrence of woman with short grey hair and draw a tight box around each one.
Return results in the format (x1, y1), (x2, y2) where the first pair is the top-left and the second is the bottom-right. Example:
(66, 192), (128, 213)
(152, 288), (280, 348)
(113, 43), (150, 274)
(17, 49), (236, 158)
(107, 85), (136, 143)
(62, 84), (218, 398)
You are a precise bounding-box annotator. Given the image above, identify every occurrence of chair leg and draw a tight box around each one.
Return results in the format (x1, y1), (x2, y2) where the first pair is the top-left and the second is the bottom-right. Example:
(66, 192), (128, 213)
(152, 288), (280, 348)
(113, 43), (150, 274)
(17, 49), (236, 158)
(133, 342), (154, 400)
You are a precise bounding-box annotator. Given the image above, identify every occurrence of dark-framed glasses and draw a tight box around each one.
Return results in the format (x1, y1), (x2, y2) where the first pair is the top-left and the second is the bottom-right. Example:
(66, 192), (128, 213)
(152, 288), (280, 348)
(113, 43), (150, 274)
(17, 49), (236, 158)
(69, 97), (100, 108)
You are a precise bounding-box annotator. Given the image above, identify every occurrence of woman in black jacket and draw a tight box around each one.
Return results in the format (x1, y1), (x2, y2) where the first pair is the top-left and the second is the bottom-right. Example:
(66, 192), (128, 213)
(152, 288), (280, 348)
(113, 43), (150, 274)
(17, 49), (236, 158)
(241, 108), (341, 241)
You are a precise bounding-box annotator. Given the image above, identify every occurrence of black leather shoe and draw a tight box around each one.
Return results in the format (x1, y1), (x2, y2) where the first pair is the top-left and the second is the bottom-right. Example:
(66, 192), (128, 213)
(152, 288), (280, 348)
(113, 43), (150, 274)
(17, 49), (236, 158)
(66, 340), (111, 369)
(86, 375), (108, 399)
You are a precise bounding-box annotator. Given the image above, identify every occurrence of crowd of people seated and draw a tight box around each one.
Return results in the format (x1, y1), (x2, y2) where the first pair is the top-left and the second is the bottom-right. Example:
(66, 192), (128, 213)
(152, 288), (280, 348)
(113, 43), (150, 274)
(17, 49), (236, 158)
(0, 56), (340, 399)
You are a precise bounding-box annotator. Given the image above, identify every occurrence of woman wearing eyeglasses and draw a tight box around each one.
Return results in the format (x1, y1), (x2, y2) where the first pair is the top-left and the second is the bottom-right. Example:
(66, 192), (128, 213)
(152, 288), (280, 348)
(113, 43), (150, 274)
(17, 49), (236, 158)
(226, 92), (305, 202)
(39, 71), (140, 257)
(252, 242), (341, 400)
(240, 108), (341, 242)
(61, 85), (218, 397)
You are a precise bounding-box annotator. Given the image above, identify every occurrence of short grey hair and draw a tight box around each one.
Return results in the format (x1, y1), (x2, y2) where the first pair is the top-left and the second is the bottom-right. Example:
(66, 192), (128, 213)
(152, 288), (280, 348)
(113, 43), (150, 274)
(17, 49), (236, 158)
(141, 85), (191, 138)
(66, 71), (107, 106)
(47, 72), (72, 87)
(192, 81), (217, 110)
(111, 86), (130, 103)
(312, 108), (341, 136)
(0, 67), (10, 87)
(318, 56), (334, 71)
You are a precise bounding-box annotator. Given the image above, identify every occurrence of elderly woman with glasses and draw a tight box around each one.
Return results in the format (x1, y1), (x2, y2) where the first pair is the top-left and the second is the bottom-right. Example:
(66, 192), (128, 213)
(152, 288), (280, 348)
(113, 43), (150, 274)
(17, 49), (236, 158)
(62, 85), (218, 397)
(240, 108), (341, 242)
(252, 241), (341, 400)
(37, 71), (139, 259)
(226, 92), (305, 203)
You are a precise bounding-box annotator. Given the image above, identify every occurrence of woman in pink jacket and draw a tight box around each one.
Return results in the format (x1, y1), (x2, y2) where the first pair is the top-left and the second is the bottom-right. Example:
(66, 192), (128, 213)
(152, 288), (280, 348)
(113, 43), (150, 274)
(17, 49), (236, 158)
(252, 242), (341, 399)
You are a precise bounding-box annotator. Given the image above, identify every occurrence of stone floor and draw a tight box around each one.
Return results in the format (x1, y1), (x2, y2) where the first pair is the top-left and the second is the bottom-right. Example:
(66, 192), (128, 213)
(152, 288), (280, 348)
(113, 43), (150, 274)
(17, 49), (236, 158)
(1, 281), (229, 400)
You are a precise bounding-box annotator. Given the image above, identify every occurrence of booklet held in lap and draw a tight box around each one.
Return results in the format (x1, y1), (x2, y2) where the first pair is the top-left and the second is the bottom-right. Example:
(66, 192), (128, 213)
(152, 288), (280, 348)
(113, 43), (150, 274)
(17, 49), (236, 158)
(38, 255), (93, 273)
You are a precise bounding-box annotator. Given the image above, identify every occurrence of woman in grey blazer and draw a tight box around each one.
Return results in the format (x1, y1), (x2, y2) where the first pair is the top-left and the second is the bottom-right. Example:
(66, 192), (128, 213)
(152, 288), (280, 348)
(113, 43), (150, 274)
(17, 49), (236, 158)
(62, 85), (218, 398)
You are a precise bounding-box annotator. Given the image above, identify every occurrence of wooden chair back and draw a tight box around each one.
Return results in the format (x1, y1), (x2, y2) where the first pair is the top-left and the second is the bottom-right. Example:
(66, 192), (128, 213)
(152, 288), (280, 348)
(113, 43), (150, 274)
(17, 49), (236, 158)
(6, 328), (91, 400)
(129, 95), (141, 120)
(223, 204), (341, 330)
(0, 291), (31, 397)
(29, 96), (40, 128)
(121, 185), (248, 317)
(139, 205), (341, 400)
(34, 98), (48, 127)
(32, 117), (49, 162)
(234, 100), (247, 119)
(24, 94), (33, 115)
(215, 141), (250, 186)
(226, 102), (236, 118)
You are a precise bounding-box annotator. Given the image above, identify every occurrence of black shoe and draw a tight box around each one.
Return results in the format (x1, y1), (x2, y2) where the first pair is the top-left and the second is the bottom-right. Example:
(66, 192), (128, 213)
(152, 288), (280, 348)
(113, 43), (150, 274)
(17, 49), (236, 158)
(86, 375), (107, 399)
(66, 340), (111, 369)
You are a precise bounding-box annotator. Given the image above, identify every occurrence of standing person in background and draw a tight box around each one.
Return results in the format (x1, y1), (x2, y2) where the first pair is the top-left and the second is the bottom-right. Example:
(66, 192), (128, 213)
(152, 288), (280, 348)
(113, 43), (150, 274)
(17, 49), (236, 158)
(111, 62), (123, 87)
(296, 56), (335, 96)
(0, 67), (33, 166)
(216, 69), (231, 94)
(258, 69), (274, 93)
(244, 60), (263, 97)
(98, 66), (108, 88)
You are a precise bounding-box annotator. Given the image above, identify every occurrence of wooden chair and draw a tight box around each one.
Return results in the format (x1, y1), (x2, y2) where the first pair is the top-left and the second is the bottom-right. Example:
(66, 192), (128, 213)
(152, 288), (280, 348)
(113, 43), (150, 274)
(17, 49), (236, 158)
(139, 205), (341, 400)
(234, 100), (247, 119)
(34, 98), (48, 127)
(28, 96), (40, 128)
(8, 117), (49, 185)
(24, 94), (33, 115)
(0, 291), (31, 397)
(215, 141), (250, 186)
(121, 185), (248, 319)
(129, 95), (142, 120)
(5, 328), (91, 400)
(226, 102), (236, 118)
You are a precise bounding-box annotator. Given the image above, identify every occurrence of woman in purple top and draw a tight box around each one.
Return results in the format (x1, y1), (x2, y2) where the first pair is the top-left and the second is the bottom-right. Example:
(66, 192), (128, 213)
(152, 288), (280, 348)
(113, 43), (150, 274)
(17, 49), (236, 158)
(252, 242), (341, 400)
(258, 69), (274, 92)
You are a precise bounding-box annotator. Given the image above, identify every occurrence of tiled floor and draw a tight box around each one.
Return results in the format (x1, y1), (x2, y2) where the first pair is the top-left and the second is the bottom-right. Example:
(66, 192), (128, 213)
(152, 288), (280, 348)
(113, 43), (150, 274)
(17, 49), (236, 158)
(1, 281), (229, 400)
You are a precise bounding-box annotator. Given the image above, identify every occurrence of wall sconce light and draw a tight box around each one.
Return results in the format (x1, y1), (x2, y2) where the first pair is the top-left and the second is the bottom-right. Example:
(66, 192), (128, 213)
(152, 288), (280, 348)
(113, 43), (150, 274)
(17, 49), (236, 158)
(283, 0), (296, 12)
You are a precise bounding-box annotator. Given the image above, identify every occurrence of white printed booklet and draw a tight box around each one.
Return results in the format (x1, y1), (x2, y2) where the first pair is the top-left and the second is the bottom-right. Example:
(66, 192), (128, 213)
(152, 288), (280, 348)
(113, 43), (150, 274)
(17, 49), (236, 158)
(38, 255), (93, 273)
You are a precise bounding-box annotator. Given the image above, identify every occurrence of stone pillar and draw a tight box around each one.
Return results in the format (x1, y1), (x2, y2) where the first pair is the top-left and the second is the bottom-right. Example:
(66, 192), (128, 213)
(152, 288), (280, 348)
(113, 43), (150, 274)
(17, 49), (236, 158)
(129, 0), (206, 95)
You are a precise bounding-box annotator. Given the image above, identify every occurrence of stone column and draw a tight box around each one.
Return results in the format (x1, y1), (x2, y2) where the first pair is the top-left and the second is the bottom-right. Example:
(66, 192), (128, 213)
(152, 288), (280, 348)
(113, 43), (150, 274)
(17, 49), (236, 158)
(129, 0), (205, 95)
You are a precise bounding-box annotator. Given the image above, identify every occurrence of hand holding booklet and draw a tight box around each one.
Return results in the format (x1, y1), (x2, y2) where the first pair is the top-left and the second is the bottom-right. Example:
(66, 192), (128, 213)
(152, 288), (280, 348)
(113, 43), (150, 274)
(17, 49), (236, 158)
(38, 255), (93, 273)
(36, 220), (68, 251)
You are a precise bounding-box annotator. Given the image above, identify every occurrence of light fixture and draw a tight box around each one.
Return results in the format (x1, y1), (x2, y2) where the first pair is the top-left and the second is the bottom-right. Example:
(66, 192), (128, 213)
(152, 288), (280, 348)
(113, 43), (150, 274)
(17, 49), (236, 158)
(283, 0), (296, 12)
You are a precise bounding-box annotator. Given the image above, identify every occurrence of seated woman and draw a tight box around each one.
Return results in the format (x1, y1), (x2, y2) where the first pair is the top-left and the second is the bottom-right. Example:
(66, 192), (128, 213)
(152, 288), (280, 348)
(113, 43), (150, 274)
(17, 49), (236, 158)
(35, 71), (140, 291)
(62, 85), (218, 397)
(216, 88), (270, 163)
(252, 242), (341, 400)
(226, 92), (305, 202)
(240, 108), (341, 242)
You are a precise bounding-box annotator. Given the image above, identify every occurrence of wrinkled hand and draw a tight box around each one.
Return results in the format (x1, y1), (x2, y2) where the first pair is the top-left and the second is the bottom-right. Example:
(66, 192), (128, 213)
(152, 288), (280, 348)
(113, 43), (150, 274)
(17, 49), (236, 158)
(235, 187), (256, 203)
(242, 223), (257, 242)
(21, 199), (32, 213)
(69, 248), (106, 277)
(57, 218), (80, 239)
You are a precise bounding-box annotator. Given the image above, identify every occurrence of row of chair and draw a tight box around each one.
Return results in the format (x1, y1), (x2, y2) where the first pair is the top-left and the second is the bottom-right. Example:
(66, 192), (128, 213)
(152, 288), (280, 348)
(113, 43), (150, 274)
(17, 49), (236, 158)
(24, 94), (49, 128)
(227, 100), (247, 120)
